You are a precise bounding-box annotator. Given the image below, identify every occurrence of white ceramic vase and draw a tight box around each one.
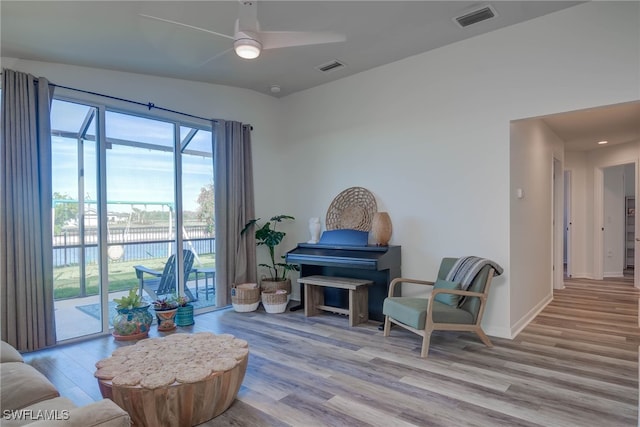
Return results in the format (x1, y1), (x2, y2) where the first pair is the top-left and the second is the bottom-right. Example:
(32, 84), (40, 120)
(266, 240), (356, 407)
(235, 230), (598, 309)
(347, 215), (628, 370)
(308, 217), (321, 244)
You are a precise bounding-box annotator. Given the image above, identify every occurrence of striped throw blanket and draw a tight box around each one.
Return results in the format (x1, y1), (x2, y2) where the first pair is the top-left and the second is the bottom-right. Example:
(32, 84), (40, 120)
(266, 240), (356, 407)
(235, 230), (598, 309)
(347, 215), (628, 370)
(445, 256), (503, 305)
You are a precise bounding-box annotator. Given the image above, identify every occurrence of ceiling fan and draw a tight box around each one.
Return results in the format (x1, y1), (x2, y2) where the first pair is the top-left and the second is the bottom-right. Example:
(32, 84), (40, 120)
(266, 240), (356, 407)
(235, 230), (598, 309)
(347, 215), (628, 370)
(140, 0), (346, 62)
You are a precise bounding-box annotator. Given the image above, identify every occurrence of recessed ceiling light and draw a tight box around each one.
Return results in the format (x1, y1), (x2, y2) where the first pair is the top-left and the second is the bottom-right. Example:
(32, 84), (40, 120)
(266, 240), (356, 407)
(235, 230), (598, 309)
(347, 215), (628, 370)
(597, 140), (608, 145)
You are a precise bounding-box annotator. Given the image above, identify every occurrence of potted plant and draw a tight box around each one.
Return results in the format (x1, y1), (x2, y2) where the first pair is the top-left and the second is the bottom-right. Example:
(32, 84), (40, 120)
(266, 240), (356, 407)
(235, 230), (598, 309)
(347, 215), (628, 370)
(175, 295), (195, 327)
(241, 215), (300, 297)
(112, 288), (153, 341)
(153, 296), (179, 331)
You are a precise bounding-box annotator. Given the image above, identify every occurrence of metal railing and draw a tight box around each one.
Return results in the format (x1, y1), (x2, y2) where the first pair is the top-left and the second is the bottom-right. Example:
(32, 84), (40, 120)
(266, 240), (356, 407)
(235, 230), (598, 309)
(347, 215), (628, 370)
(53, 225), (214, 266)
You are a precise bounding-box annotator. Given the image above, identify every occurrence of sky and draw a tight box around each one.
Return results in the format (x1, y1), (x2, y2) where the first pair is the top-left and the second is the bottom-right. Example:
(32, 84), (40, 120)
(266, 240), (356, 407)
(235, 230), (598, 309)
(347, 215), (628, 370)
(51, 99), (213, 213)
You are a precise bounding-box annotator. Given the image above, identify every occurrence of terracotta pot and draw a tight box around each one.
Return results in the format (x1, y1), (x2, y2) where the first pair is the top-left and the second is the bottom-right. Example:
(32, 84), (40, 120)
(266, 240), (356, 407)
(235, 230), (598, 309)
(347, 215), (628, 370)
(154, 307), (178, 331)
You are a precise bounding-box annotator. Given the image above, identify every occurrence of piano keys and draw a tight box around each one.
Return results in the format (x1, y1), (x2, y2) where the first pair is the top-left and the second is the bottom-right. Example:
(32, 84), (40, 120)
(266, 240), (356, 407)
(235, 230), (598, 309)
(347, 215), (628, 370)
(286, 229), (401, 322)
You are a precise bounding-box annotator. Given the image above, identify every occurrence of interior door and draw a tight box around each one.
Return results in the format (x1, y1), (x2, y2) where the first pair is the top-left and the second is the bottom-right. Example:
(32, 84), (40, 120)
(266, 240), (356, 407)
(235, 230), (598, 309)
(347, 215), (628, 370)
(564, 170), (572, 278)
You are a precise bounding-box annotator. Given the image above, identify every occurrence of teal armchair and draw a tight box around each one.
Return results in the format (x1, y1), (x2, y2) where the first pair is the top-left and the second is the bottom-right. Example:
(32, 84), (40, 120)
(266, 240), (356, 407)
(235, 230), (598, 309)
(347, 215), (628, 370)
(382, 257), (498, 358)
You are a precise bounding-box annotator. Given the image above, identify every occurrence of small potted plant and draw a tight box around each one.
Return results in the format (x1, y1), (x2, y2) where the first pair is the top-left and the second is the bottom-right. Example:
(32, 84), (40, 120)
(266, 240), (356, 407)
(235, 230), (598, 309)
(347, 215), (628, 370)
(241, 215), (300, 298)
(153, 296), (179, 331)
(175, 295), (194, 327)
(112, 288), (153, 341)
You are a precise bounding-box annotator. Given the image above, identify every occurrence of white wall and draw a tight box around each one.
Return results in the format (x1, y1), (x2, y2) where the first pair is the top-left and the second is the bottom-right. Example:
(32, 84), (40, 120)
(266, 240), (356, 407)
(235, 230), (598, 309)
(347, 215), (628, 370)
(280, 1), (639, 338)
(510, 119), (563, 334)
(625, 163), (635, 197)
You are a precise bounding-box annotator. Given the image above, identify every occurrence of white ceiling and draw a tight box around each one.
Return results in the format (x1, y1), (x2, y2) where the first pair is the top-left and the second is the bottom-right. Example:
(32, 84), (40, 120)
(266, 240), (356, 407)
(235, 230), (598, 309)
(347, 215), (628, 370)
(2, 1), (637, 152)
(539, 101), (640, 152)
(2, 1), (583, 98)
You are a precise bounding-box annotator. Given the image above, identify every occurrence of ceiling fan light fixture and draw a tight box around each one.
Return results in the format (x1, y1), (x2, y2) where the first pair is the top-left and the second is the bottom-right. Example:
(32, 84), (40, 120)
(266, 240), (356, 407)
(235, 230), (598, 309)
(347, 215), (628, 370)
(234, 38), (261, 59)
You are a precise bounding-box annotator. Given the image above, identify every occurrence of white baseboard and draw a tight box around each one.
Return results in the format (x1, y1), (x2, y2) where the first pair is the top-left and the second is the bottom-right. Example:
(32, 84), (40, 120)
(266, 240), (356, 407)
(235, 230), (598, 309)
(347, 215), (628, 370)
(604, 271), (624, 278)
(568, 273), (594, 279)
(510, 293), (553, 338)
(483, 325), (512, 339)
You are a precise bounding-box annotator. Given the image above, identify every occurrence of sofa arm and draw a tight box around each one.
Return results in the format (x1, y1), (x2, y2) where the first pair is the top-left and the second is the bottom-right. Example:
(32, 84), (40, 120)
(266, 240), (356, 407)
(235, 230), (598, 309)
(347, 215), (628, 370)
(27, 399), (130, 427)
(1, 340), (24, 363)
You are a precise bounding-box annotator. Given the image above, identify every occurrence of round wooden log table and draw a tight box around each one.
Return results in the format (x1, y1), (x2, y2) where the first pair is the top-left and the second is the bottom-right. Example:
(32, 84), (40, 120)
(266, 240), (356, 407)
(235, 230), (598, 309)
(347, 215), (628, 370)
(94, 333), (249, 427)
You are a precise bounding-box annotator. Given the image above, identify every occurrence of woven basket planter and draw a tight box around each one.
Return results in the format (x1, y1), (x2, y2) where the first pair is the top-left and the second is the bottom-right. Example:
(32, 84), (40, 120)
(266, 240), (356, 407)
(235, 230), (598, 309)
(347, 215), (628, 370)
(260, 278), (291, 302)
(261, 290), (288, 314)
(232, 283), (260, 312)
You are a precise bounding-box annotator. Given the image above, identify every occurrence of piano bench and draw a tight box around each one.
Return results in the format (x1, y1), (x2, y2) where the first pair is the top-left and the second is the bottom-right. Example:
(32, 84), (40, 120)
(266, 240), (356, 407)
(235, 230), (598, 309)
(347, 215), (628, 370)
(298, 275), (373, 327)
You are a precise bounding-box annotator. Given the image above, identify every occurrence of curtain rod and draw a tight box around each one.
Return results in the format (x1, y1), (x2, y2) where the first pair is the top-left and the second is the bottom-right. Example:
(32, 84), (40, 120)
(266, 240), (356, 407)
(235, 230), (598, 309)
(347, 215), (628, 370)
(54, 82), (219, 123)
(1, 71), (253, 129)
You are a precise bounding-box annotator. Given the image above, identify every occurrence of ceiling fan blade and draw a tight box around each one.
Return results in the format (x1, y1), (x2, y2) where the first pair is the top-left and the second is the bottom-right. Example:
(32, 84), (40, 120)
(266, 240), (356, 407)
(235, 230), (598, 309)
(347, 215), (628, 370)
(260, 31), (346, 50)
(139, 14), (235, 41)
(198, 47), (234, 67)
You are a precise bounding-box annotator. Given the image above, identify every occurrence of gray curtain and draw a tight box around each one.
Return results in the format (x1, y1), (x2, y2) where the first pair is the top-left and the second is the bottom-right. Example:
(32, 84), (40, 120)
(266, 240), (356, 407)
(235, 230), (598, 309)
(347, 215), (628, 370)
(1, 69), (56, 351)
(214, 120), (256, 306)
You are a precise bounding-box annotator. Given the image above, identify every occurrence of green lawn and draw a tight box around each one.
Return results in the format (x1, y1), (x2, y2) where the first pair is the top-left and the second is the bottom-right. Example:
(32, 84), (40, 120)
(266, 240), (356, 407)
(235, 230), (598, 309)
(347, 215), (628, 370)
(53, 254), (216, 300)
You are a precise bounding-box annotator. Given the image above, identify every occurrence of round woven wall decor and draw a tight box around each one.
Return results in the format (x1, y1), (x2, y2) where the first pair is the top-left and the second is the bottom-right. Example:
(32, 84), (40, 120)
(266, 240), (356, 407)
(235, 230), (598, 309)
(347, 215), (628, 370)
(326, 187), (377, 231)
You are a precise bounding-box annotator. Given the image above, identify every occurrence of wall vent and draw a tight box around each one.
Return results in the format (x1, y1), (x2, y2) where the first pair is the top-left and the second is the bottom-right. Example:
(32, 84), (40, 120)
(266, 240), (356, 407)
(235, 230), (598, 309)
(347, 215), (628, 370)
(454, 5), (497, 28)
(315, 60), (346, 73)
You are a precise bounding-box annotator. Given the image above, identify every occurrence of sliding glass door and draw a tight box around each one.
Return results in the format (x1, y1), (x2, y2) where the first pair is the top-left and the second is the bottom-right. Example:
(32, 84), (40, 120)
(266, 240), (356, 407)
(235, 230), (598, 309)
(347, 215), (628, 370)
(180, 126), (215, 307)
(104, 111), (177, 330)
(51, 98), (215, 341)
(51, 99), (102, 340)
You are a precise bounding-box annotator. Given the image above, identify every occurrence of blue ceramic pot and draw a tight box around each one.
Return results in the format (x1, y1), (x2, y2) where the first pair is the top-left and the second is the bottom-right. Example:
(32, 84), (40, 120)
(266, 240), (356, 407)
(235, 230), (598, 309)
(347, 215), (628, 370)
(175, 304), (195, 327)
(112, 304), (153, 341)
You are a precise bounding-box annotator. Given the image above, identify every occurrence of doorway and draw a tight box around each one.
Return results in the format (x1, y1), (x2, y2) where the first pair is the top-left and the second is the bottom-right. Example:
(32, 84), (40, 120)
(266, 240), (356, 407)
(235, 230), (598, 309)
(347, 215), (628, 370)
(599, 162), (636, 281)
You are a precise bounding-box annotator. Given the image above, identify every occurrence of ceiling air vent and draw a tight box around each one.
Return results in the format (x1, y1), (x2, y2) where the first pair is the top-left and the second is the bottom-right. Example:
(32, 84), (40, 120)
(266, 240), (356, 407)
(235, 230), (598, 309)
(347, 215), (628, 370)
(316, 60), (346, 73)
(454, 5), (497, 28)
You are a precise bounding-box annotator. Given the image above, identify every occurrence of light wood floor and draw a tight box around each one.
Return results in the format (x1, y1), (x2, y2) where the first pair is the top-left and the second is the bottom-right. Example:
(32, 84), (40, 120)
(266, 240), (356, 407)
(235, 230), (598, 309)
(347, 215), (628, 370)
(23, 277), (639, 426)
